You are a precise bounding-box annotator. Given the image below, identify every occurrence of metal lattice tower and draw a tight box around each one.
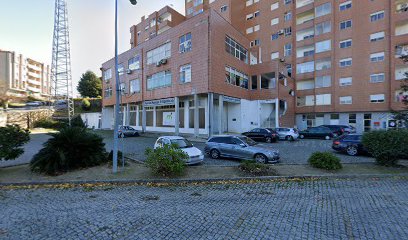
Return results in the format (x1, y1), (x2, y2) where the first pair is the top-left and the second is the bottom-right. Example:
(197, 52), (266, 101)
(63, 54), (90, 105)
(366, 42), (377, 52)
(51, 0), (74, 125)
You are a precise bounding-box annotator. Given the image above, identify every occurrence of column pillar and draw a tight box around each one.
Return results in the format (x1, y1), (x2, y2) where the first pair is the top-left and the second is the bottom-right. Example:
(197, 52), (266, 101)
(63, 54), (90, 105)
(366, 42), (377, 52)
(194, 94), (199, 137)
(275, 98), (280, 128)
(208, 93), (214, 137)
(136, 105), (139, 127)
(184, 99), (189, 130)
(142, 104), (146, 133)
(153, 106), (156, 128)
(175, 97), (180, 136)
(218, 95), (224, 135)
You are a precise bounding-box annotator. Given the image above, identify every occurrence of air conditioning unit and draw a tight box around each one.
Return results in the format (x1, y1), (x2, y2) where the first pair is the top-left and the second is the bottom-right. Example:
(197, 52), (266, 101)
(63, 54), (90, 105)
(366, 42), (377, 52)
(278, 30), (284, 35)
(280, 58), (285, 62)
(160, 59), (168, 65)
(126, 69), (132, 74)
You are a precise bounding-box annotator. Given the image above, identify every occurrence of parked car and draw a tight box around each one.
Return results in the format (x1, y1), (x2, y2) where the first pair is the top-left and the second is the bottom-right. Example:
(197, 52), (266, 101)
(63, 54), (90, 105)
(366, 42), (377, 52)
(26, 101), (43, 107)
(332, 134), (367, 156)
(154, 136), (204, 165)
(299, 126), (337, 140)
(269, 128), (299, 141)
(204, 135), (280, 164)
(319, 125), (356, 135)
(242, 128), (278, 143)
(118, 126), (140, 138)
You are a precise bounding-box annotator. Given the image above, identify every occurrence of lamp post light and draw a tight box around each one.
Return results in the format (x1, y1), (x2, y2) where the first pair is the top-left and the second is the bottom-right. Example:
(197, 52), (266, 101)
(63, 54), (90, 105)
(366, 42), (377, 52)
(113, 0), (137, 173)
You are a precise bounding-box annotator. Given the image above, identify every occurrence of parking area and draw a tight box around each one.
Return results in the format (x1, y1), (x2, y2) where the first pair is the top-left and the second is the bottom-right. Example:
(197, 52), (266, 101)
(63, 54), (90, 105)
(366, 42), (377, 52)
(98, 131), (374, 166)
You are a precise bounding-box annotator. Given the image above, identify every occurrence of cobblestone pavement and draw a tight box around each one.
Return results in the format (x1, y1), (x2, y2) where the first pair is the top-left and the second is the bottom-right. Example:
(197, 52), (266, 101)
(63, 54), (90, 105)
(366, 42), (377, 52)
(1, 178), (407, 239)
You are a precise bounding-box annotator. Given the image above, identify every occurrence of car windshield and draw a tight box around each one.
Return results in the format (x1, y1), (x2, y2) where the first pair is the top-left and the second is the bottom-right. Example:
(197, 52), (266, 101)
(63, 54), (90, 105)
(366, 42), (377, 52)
(170, 139), (193, 149)
(238, 136), (257, 146)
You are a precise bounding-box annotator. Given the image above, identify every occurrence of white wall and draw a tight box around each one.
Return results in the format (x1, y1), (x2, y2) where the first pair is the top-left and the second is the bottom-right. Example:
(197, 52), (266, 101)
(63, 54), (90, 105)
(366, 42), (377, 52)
(80, 112), (101, 129)
(101, 107), (114, 129)
(227, 103), (241, 133)
(240, 100), (259, 132)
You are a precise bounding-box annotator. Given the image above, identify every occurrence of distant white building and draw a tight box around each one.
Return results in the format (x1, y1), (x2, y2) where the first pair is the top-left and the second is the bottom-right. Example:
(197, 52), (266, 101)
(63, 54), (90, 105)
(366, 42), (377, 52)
(0, 49), (51, 99)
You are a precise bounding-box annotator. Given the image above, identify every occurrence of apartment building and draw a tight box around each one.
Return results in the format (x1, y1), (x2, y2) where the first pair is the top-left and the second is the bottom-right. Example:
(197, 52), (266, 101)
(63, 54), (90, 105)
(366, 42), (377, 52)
(101, 0), (408, 135)
(0, 50), (51, 99)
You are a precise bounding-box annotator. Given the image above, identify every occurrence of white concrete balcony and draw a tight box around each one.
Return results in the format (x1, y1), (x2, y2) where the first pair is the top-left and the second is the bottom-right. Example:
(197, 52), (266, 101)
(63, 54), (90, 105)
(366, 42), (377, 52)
(27, 79), (41, 86)
(27, 85), (41, 93)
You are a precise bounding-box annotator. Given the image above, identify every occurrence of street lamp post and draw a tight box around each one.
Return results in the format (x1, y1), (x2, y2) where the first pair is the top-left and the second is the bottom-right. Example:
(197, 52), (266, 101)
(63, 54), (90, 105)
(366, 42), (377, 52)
(113, 0), (137, 173)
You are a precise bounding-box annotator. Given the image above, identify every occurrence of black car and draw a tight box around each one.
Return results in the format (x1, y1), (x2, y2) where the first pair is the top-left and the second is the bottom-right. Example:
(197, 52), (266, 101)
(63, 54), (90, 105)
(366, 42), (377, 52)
(299, 126), (337, 140)
(332, 134), (367, 156)
(319, 125), (356, 135)
(242, 128), (278, 143)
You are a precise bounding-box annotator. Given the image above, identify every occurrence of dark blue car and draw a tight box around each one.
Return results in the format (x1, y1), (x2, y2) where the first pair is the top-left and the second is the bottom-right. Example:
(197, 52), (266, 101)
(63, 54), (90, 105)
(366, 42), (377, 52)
(332, 134), (367, 156)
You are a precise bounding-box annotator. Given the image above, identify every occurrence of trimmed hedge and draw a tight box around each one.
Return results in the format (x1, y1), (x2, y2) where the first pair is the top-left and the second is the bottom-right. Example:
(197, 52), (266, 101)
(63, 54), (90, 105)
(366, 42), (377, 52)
(362, 129), (408, 166)
(145, 145), (188, 177)
(308, 152), (342, 170)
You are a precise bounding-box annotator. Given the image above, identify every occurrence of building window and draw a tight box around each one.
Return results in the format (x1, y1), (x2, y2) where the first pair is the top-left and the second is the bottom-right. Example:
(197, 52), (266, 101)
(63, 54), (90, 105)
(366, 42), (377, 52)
(103, 68), (112, 81)
(315, 2), (331, 18)
(370, 31), (385, 42)
(220, 5), (228, 12)
(364, 114), (372, 132)
(128, 55), (140, 70)
(370, 94), (385, 103)
(117, 63), (124, 75)
(271, 2), (279, 11)
(119, 82), (126, 95)
(147, 70), (172, 90)
(225, 36), (248, 63)
(194, 0), (203, 7)
(339, 58), (352, 67)
(315, 94), (332, 105)
(315, 58), (331, 71)
(315, 21), (331, 35)
(250, 39), (261, 47)
(284, 11), (292, 21)
(271, 18), (279, 25)
(339, 39), (352, 48)
(254, 11), (260, 17)
(339, 77), (352, 86)
(285, 0), (292, 5)
(370, 73), (385, 83)
(284, 27), (292, 36)
(271, 33), (279, 40)
(271, 52), (280, 60)
(261, 72), (276, 89)
(297, 96), (315, 107)
(315, 75), (331, 88)
(339, 1), (352, 11)
(340, 96), (352, 105)
(147, 42), (171, 65)
(251, 75), (258, 90)
(187, 7), (194, 15)
(104, 87), (112, 98)
(284, 43), (292, 56)
(179, 64), (192, 83)
(315, 40), (331, 53)
(349, 114), (357, 127)
(297, 80), (315, 90)
(225, 66), (249, 89)
(179, 33), (192, 53)
(297, 61), (315, 74)
(340, 20), (352, 30)
(370, 11), (385, 22)
(246, 13), (254, 20)
(370, 52), (385, 62)
(129, 79), (140, 93)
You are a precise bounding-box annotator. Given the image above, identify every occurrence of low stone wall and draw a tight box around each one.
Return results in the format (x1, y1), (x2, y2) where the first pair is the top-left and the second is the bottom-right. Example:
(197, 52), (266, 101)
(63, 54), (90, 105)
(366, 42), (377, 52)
(0, 109), (54, 129)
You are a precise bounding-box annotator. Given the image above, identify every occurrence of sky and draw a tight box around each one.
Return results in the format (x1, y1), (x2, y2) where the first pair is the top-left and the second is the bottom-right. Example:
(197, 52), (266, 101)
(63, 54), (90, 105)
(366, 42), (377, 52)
(0, 0), (185, 97)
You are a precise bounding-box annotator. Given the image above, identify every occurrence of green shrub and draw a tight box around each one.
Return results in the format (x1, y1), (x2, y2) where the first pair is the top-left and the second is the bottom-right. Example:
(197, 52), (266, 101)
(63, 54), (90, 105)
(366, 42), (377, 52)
(145, 145), (188, 177)
(81, 98), (91, 111)
(107, 150), (128, 166)
(308, 152), (342, 170)
(71, 115), (86, 128)
(30, 127), (107, 175)
(33, 118), (65, 129)
(239, 160), (272, 175)
(362, 130), (408, 166)
(0, 125), (30, 160)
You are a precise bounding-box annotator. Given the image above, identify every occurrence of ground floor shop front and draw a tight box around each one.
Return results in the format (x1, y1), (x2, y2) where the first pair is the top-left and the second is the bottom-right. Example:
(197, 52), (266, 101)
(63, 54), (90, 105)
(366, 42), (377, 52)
(101, 93), (290, 136)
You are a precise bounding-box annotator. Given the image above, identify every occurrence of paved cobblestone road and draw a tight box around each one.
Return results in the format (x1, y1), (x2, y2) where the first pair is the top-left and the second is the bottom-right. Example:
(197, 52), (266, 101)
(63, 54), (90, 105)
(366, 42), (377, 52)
(1, 177), (407, 239)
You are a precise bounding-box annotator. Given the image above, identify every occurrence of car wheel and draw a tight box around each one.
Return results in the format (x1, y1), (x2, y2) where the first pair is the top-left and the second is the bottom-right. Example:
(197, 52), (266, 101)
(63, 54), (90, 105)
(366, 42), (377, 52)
(210, 149), (220, 159)
(325, 136), (331, 140)
(254, 154), (267, 164)
(265, 137), (272, 143)
(286, 135), (294, 141)
(299, 135), (305, 139)
(346, 146), (358, 156)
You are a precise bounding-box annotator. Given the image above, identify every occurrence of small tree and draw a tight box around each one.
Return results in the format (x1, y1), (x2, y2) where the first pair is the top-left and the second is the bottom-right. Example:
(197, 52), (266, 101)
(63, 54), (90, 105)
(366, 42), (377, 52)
(0, 125), (30, 160)
(145, 145), (188, 177)
(77, 71), (102, 98)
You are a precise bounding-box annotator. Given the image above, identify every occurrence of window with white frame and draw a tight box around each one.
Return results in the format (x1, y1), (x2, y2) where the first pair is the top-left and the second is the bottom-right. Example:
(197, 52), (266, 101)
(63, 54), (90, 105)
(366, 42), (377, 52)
(315, 2), (331, 18)
(225, 66), (249, 89)
(271, 2), (279, 11)
(297, 95), (315, 107)
(226, 36), (248, 63)
(179, 33), (192, 53)
(315, 75), (331, 88)
(370, 31), (385, 42)
(340, 20), (352, 30)
(271, 52), (280, 60)
(147, 70), (172, 90)
(315, 21), (331, 35)
(103, 68), (112, 81)
(339, 77), (352, 86)
(254, 25), (260, 32)
(128, 55), (140, 70)
(118, 63), (124, 76)
(297, 80), (315, 90)
(315, 40), (331, 53)
(396, 66), (408, 80)
(370, 11), (385, 22)
(340, 96), (352, 104)
(284, 43), (292, 56)
(339, 1), (352, 11)
(315, 58), (331, 71)
(370, 73), (385, 83)
(104, 87), (112, 98)
(370, 52), (385, 62)
(370, 94), (385, 103)
(193, 0), (203, 7)
(261, 72), (277, 89)
(129, 79), (140, 93)
(246, 27), (254, 34)
(119, 83), (126, 95)
(339, 39), (352, 49)
(179, 64), (192, 83)
(271, 18), (279, 25)
(220, 5), (228, 12)
(297, 61), (315, 74)
(284, 12), (292, 21)
(246, 13), (254, 20)
(147, 42), (171, 65)
(316, 94), (331, 105)
(339, 58), (352, 67)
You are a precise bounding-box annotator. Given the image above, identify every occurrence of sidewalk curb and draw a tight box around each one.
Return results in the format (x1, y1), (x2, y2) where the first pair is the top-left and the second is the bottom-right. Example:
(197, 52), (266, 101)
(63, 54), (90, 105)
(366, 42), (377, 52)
(1, 173), (407, 189)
